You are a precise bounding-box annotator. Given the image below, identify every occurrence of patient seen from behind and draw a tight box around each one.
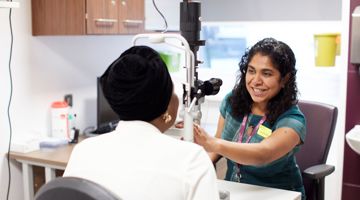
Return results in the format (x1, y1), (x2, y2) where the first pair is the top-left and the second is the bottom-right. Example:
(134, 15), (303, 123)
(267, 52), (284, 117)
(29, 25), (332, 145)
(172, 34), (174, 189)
(63, 45), (219, 200)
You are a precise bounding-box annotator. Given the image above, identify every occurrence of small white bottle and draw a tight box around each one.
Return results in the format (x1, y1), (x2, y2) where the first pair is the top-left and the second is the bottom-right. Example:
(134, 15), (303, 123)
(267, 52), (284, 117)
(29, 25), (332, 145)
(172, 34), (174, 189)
(51, 101), (70, 140)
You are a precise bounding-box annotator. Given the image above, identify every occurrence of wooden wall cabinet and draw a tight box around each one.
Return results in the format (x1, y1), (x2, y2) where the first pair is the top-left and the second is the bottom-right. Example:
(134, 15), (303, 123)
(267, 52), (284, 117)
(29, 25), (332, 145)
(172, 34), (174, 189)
(32, 0), (144, 35)
(118, 0), (144, 34)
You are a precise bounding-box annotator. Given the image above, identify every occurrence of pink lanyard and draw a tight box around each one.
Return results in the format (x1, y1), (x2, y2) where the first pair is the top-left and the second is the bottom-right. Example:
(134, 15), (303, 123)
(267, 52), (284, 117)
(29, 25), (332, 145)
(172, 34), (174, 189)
(236, 114), (266, 180)
(237, 114), (267, 143)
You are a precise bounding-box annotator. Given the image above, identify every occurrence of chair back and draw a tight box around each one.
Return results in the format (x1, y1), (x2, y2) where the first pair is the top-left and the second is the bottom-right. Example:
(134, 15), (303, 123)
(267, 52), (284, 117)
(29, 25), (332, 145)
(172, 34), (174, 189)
(296, 100), (337, 171)
(35, 177), (120, 200)
(296, 100), (338, 200)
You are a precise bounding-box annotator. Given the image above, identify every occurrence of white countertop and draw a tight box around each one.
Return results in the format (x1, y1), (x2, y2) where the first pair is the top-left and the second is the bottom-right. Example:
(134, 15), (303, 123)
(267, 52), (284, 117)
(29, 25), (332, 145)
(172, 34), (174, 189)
(218, 180), (301, 200)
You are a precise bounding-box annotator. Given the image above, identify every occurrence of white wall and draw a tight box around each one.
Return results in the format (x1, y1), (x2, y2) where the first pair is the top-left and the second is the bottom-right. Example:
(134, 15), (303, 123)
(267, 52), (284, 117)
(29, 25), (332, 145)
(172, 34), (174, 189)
(145, 0), (181, 31)
(0, 1), (348, 200)
(145, 0), (342, 30)
(0, 1), (134, 200)
(201, 0), (341, 21)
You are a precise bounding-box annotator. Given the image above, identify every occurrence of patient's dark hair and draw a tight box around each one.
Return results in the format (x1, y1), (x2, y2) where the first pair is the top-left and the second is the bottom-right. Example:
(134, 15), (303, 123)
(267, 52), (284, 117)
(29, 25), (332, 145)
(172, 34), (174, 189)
(100, 45), (173, 122)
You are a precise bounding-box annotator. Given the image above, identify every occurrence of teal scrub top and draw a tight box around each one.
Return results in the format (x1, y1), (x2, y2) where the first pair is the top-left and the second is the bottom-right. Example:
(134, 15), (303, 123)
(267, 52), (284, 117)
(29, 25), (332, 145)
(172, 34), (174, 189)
(220, 93), (306, 199)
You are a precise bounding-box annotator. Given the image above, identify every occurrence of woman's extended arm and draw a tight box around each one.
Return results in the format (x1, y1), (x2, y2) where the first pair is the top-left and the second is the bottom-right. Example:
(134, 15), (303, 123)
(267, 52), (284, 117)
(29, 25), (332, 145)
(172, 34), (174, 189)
(194, 125), (300, 166)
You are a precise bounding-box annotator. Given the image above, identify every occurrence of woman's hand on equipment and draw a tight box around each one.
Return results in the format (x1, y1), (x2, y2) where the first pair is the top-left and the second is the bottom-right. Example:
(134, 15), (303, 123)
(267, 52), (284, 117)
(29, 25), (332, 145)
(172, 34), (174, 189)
(193, 124), (216, 152)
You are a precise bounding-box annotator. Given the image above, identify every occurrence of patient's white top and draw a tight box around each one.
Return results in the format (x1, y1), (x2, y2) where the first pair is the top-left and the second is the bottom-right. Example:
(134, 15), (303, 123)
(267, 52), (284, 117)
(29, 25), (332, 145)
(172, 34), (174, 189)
(64, 120), (219, 200)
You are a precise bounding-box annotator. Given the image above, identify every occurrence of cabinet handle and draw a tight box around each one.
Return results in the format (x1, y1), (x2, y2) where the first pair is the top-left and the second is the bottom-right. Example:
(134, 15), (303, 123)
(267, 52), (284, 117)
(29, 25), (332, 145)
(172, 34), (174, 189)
(123, 19), (143, 27)
(94, 18), (118, 26)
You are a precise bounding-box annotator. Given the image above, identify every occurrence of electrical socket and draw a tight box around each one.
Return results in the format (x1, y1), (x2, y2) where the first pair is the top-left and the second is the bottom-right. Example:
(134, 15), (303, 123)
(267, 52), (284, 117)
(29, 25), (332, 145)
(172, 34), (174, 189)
(64, 94), (73, 107)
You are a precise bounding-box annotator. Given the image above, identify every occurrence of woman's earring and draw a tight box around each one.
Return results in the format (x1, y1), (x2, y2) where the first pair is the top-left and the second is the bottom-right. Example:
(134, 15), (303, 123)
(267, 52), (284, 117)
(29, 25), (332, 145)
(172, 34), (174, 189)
(163, 112), (172, 123)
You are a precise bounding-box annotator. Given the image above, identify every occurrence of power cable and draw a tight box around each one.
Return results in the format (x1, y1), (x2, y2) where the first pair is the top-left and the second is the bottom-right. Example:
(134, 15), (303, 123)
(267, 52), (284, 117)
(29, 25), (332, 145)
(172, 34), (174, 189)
(151, 0), (168, 33)
(6, 2), (14, 200)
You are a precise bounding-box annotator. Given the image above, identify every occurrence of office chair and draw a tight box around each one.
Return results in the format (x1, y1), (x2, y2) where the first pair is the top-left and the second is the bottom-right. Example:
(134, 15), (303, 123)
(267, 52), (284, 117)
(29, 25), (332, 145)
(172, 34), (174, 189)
(35, 177), (121, 200)
(297, 100), (338, 200)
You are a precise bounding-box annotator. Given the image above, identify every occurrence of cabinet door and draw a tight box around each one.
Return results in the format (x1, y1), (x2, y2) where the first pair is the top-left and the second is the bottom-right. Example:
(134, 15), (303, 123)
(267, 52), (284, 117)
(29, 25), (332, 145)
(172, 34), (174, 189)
(86, 0), (119, 34)
(32, 0), (86, 35)
(118, 0), (144, 34)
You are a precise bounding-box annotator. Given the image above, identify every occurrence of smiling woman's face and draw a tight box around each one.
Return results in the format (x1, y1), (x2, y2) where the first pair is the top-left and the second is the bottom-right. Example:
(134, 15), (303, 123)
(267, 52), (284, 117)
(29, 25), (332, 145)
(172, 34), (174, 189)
(245, 53), (285, 112)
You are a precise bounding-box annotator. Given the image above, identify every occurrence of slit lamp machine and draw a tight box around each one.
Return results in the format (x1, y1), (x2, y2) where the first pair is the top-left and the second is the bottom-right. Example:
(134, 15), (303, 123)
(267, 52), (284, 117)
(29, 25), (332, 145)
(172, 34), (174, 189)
(132, 0), (222, 141)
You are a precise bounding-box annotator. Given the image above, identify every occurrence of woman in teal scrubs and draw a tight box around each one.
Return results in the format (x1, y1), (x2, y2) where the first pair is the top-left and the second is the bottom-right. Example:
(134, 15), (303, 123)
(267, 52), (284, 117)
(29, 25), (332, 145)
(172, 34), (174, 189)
(194, 38), (306, 199)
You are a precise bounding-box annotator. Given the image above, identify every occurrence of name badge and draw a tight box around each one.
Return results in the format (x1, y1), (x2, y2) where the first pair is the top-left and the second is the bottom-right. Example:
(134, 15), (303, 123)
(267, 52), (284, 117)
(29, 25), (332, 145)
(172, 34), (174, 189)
(257, 125), (272, 138)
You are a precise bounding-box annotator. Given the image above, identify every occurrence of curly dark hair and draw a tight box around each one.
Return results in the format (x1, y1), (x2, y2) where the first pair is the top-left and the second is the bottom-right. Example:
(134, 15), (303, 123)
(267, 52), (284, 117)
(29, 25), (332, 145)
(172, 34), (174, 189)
(229, 38), (298, 125)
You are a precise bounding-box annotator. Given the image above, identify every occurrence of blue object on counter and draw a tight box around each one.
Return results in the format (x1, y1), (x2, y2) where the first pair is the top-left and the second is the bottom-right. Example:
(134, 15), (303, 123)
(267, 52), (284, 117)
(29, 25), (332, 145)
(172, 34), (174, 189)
(39, 138), (68, 149)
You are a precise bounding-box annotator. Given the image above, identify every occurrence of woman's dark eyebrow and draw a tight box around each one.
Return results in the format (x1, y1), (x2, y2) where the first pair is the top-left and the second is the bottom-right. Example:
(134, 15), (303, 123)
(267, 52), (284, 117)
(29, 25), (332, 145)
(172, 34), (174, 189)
(248, 65), (255, 70)
(262, 68), (274, 72)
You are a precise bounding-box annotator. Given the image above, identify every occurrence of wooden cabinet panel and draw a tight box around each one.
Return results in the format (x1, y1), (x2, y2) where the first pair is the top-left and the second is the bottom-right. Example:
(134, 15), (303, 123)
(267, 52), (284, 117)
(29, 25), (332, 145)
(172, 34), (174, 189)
(33, 166), (64, 194)
(31, 0), (144, 35)
(118, 0), (144, 34)
(86, 0), (119, 34)
(32, 0), (86, 35)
